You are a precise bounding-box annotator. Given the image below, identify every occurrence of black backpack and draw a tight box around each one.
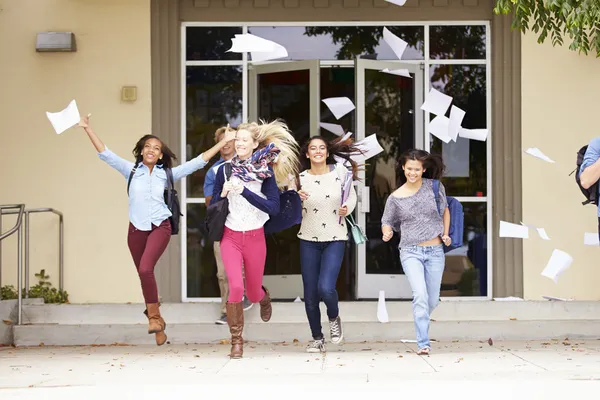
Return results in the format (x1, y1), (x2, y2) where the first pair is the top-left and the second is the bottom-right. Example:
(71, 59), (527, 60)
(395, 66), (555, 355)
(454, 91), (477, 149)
(127, 163), (182, 234)
(571, 145), (598, 206)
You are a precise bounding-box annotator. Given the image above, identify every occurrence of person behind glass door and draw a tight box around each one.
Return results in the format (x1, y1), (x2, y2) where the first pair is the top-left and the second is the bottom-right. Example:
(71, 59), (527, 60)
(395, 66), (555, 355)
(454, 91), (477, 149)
(296, 136), (361, 353)
(203, 126), (253, 325)
(78, 115), (235, 346)
(210, 119), (300, 359)
(381, 149), (451, 355)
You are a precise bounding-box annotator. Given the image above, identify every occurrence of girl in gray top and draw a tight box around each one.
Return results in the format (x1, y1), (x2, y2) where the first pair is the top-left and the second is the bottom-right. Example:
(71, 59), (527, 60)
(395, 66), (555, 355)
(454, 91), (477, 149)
(381, 149), (451, 355)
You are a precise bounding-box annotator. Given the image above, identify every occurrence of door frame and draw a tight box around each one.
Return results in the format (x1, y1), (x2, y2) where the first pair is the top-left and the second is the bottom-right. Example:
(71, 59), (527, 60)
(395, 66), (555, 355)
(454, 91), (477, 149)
(354, 58), (425, 299)
(248, 60), (321, 299)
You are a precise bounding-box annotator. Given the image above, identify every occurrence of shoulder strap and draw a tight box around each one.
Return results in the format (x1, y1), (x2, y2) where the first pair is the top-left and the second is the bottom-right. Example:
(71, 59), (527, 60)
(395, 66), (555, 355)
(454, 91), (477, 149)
(165, 167), (174, 206)
(127, 163), (139, 196)
(224, 162), (232, 180)
(432, 179), (442, 216)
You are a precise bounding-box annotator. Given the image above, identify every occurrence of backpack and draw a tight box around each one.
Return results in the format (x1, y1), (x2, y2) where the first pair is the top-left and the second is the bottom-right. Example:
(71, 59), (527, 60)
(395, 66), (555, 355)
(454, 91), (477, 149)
(570, 145), (598, 206)
(127, 163), (182, 235)
(432, 180), (463, 253)
(204, 163), (232, 242)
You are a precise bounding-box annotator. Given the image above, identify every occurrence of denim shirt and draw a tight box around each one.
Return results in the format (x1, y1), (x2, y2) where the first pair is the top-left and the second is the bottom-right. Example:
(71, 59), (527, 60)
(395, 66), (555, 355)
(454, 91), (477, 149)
(579, 137), (600, 217)
(203, 157), (225, 198)
(99, 146), (208, 231)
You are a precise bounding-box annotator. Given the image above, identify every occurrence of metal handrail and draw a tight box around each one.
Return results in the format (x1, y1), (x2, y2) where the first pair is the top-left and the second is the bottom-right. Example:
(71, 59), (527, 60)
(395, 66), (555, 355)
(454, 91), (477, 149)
(0, 204), (25, 325)
(0, 206), (64, 325)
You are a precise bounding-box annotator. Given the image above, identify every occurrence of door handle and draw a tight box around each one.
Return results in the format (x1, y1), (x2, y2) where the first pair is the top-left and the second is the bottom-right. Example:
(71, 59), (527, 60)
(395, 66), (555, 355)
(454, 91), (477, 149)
(360, 186), (370, 213)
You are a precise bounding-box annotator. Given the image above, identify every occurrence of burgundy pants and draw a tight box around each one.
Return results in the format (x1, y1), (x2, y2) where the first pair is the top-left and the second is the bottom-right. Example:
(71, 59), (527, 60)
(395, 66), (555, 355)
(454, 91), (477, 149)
(127, 219), (171, 304)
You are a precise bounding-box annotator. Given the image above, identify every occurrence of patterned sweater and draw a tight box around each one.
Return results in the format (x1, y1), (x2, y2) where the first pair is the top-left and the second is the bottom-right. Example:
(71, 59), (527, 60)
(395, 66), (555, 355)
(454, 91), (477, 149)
(297, 164), (357, 242)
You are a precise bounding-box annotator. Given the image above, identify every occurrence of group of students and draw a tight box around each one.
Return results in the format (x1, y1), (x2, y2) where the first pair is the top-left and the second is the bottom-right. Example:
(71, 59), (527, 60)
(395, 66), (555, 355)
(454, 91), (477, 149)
(79, 115), (452, 358)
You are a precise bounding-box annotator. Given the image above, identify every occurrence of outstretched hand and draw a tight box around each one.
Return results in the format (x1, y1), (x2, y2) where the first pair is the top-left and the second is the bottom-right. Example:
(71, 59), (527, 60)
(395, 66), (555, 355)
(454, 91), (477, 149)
(78, 113), (91, 129)
(222, 123), (236, 142)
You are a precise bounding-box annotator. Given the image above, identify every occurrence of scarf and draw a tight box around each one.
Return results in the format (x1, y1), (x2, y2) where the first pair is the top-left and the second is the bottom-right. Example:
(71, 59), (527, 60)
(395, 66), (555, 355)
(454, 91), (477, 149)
(230, 142), (280, 183)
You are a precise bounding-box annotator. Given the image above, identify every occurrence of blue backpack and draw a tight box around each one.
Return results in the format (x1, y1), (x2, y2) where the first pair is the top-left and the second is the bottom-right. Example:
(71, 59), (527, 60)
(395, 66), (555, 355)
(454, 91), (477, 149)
(432, 180), (464, 253)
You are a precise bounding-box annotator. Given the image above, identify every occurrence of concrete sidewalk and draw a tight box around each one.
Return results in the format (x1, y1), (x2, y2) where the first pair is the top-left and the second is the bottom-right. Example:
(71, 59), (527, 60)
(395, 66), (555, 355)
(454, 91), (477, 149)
(2, 339), (600, 398)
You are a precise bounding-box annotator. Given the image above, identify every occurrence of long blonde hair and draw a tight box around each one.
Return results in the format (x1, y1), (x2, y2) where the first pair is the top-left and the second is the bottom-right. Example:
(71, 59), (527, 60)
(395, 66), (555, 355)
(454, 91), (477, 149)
(237, 119), (300, 188)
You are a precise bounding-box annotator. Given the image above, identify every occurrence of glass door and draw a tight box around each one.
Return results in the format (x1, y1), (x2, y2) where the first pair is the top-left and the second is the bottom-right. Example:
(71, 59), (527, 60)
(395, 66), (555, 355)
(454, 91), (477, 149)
(354, 58), (424, 299)
(248, 60), (320, 299)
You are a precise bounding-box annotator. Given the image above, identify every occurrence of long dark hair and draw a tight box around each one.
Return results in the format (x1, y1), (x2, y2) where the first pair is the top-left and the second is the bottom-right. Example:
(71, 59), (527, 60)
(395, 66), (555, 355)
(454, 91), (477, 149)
(300, 136), (364, 181)
(132, 134), (177, 169)
(397, 149), (445, 186)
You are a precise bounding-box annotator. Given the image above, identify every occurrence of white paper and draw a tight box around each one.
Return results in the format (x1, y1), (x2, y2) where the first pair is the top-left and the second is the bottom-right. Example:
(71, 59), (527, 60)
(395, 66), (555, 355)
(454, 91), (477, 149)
(584, 232), (599, 246)
(46, 99), (81, 134)
(420, 88), (452, 116)
(536, 228), (550, 241)
(493, 296), (524, 301)
(294, 296), (302, 303)
(542, 295), (572, 301)
(443, 137), (470, 178)
(355, 134), (384, 161)
(340, 131), (353, 142)
(385, 0), (407, 5)
(380, 68), (412, 78)
(377, 290), (389, 323)
(499, 221), (529, 239)
(227, 33), (288, 62)
(524, 148), (555, 163)
(319, 122), (345, 136)
(428, 115), (452, 143)
(459, 128), (489, 142)
(400, 339), (417, 343)
(322, 97), (355, 120)
(541, 249), (573, 283)
(448, 106), (466, 141)
(382, 27), (408, 60)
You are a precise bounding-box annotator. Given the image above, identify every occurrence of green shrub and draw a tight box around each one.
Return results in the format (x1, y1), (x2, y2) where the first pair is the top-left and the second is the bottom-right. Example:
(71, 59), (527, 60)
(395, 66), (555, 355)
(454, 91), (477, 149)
(0, 269), (69, 303)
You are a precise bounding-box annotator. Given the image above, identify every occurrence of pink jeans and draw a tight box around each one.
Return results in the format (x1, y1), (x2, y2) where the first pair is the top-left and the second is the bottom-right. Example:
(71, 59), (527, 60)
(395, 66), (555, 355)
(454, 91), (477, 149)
(220, 226), (267, 303)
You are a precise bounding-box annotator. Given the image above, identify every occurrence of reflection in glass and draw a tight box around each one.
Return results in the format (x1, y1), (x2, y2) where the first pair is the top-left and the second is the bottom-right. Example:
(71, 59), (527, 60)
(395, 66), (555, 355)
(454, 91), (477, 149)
(363, 69), (415, 275)
(186, 27), (243, 61)
(186, 66), (242, 198)
(429, 25), (486, 60)
(429, 64), (487, 196)
(248, 26), (424, 61)
(186, 204), (219, 298)
(319, 67), (355, 141)
(442, 202), (487, 297)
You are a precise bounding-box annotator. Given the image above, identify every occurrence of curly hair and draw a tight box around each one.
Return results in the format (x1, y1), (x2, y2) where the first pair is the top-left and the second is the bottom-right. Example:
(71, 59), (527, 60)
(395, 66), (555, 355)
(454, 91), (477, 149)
(132, 134), (177, 169)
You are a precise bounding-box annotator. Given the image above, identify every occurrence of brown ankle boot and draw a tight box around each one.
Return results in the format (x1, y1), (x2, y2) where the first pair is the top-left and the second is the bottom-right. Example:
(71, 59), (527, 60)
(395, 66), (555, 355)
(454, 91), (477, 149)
(226, 302), (244, 359)
(259, 286), (272, 322)
(143, 307), (167, 346)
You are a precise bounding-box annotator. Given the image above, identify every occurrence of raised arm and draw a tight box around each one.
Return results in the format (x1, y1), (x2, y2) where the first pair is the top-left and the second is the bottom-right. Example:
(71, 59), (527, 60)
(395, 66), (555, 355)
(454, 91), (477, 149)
(79, 115), (133, 179)
(172, 127), (236, 181)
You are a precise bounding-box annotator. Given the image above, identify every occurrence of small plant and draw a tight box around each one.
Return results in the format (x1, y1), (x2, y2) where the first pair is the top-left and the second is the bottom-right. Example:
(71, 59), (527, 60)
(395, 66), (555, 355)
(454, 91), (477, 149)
(0, 269), (69, 303)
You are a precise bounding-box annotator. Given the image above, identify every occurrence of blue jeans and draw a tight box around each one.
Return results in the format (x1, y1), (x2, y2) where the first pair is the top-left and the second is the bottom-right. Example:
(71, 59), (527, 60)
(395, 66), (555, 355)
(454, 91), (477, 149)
(299, 239), (346, 340)
(400, 244), (445, 350)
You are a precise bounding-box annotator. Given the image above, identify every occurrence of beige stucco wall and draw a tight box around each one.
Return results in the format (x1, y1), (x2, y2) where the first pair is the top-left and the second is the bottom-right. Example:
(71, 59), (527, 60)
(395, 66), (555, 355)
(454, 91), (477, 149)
(0, 0), (151, 303)
(521, 32), (600, 300)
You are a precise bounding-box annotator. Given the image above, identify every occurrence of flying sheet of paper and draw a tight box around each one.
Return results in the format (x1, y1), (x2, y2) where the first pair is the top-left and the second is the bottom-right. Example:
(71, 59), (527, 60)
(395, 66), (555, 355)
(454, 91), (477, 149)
(355, 134), (384, 160)
(227, 33), (288, 62)
(341, 131), (353, 142)
(319, 122), (345, 136)
(524, 148), (555, 163)
(322, 97), (355, 120)
(377, 290), (389, 323)
(584, 232), (599, 246)
(499, 221), (529, 239)
(537, 228), (550, 241)
(459, 128), (488, 142)
(46, 99), (81, 135)
(428, 115), (452, 143)
(294, 296), (302, 303)
(385, 0), (407, 5)
(448, 106), (466, 141)
(541, 249), (573, 283)
(382, 27), (408, 60)
(420, 88), (452, 116)
(380, 68), (412, 78)
(493, 296), (524, 301)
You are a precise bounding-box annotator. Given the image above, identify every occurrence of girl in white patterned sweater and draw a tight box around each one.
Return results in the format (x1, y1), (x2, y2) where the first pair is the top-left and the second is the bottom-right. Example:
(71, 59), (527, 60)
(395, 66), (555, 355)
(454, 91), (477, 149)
(297, 136), (361, 353)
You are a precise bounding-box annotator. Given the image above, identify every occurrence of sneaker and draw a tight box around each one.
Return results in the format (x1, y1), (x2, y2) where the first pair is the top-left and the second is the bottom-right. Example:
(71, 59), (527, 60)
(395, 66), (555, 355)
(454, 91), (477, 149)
(215, 313), (227, 325)
(242, 295), (253, 311)
(329, 316), (343, 344)
(306, 338), (326, 353)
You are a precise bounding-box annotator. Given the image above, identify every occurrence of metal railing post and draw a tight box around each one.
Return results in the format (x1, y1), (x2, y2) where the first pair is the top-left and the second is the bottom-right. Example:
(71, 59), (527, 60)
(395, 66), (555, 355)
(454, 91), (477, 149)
(59, 213), (64, 291)
(17, 223), (23, 325)
(24, 211), (30, 298)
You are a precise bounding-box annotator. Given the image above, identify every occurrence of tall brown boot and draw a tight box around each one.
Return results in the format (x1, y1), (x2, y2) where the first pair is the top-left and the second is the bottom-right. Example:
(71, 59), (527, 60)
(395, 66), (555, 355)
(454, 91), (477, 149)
(259, 286), (272, 322)
(226, 302), (244, 359)
(143, 308), (167, 346)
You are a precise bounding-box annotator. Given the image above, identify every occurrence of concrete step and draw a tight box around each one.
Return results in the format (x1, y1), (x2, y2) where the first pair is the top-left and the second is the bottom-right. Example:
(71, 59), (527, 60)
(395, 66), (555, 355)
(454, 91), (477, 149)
(13, 319), (600, 346)
(19, 301), (600, 325)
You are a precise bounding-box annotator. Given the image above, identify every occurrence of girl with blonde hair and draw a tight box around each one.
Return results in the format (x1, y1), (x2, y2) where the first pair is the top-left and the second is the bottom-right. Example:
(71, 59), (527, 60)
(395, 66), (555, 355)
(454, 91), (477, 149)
(210, 119), (300, 358)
